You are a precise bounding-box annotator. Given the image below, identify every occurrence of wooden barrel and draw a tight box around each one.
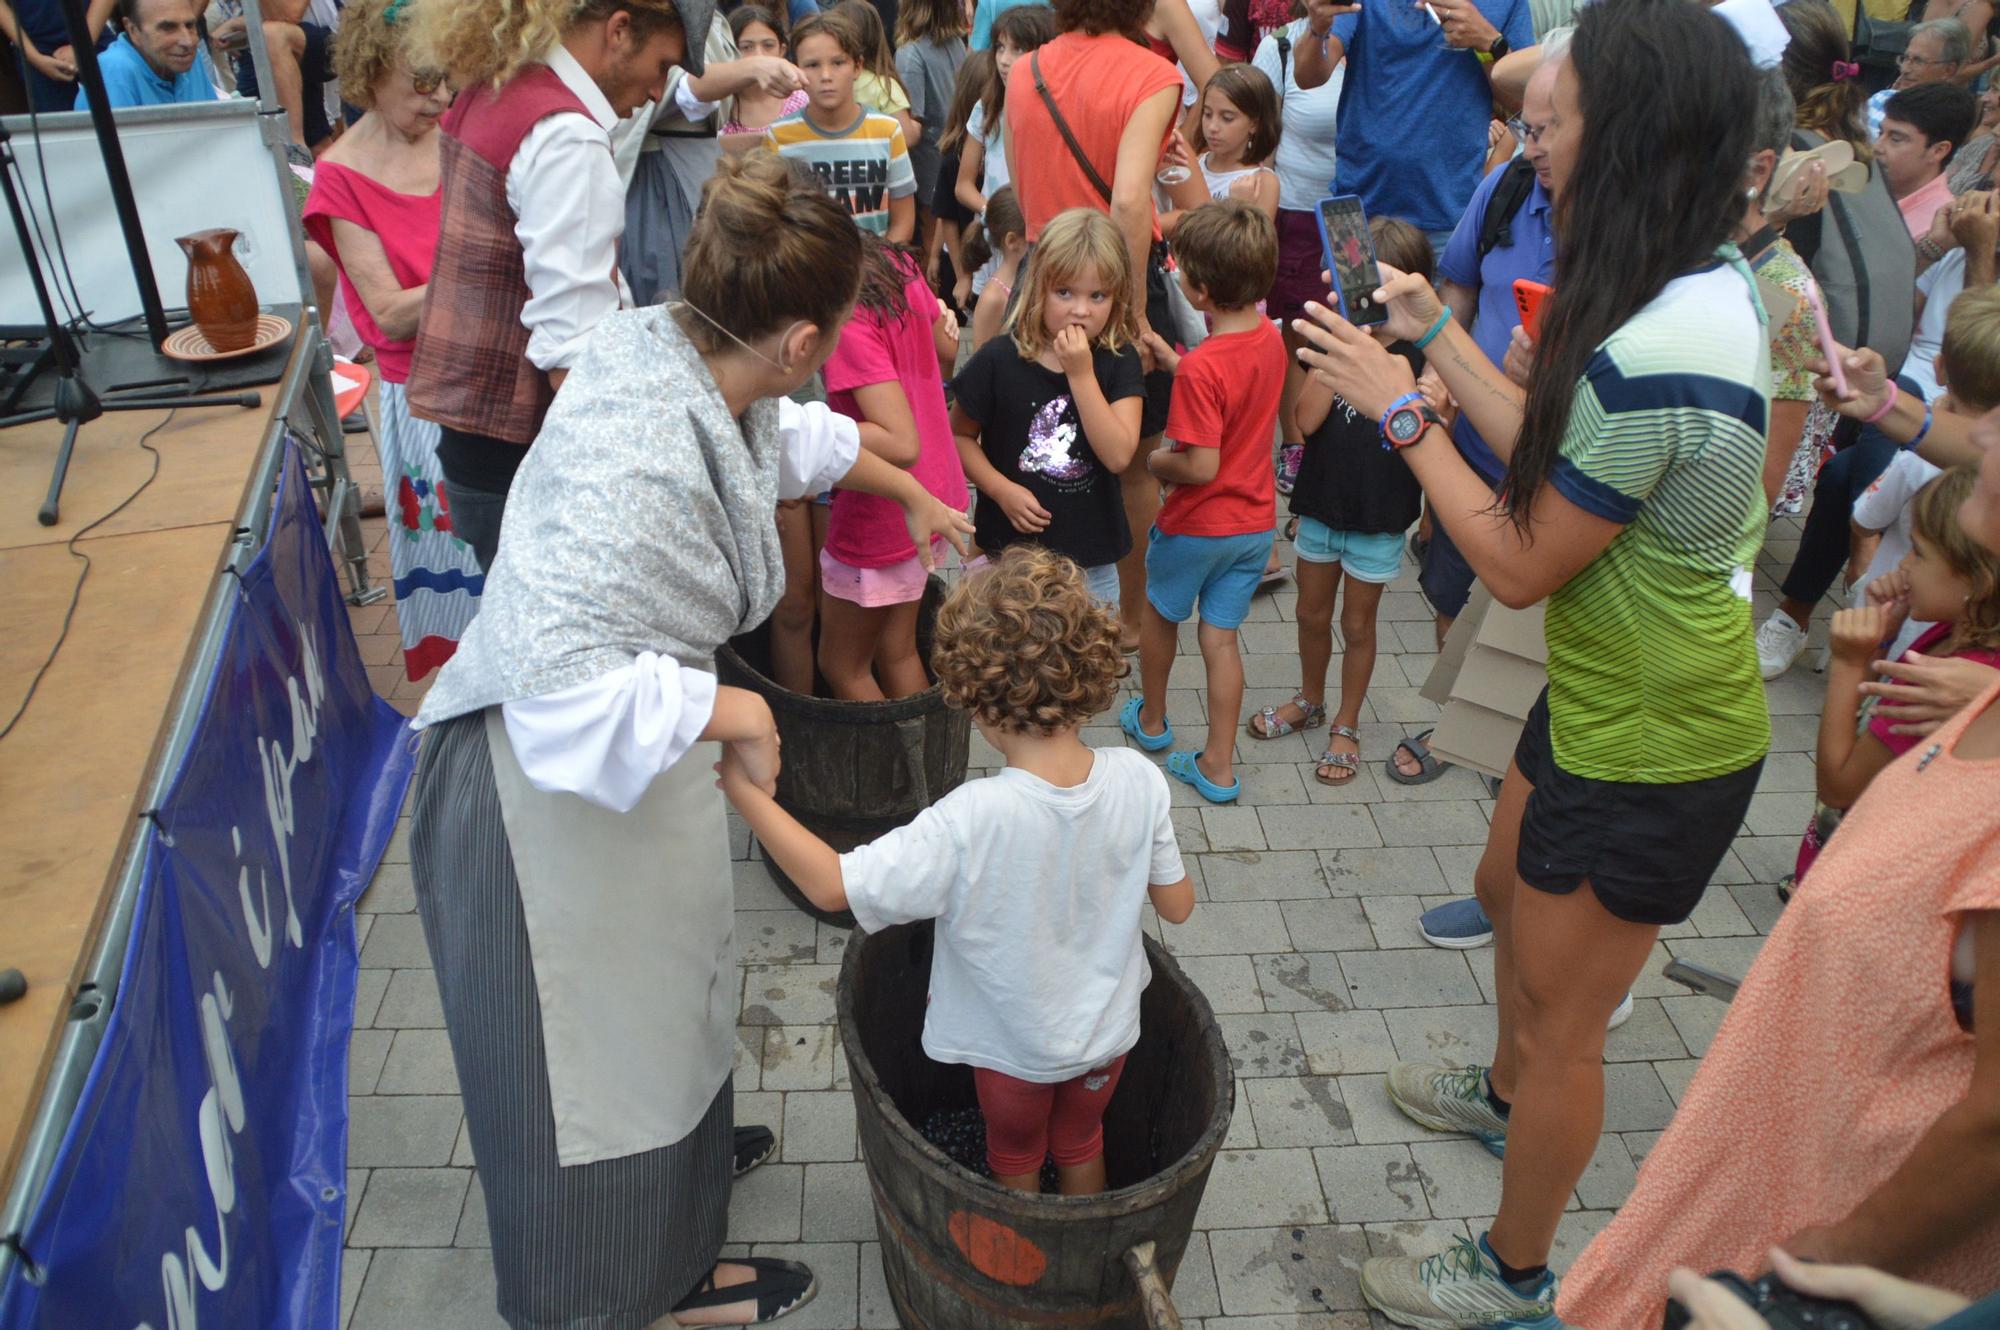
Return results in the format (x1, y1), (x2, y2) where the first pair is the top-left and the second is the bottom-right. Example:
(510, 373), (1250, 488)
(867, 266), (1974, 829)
(837, 922), (1234, 1330)
(716, 577), (971, 927)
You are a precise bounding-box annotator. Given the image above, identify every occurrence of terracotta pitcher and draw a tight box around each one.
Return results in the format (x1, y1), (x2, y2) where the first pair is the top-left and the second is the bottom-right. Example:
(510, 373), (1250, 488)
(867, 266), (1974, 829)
(177, 228), (260, 353)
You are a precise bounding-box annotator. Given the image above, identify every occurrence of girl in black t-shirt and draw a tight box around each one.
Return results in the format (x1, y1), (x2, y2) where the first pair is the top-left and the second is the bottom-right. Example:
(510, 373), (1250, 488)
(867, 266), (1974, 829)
(1249, 218), (1435, 785)
(950, 208), (1148, 603)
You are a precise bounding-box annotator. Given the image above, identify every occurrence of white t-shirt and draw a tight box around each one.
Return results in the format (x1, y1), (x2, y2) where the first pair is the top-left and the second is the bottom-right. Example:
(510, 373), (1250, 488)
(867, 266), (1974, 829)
(1851, 447), (1942, 659)
(1252, 21), (1343, 214)
(840, 747), (1185, 1082)
(1909, 248), (1966, 405)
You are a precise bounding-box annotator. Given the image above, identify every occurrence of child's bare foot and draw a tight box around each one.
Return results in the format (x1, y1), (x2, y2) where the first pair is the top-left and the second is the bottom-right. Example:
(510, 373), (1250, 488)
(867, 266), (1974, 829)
(1315, 725), (1362, 785)
(1247, 693), (1325, 738)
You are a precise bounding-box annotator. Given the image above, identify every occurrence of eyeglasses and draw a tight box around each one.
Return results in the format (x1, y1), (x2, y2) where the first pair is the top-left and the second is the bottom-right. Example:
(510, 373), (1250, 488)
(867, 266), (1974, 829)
(1506, 116), (1548, 146)
(410, 67), (447, 94)
(1897, 51), (1948, 68)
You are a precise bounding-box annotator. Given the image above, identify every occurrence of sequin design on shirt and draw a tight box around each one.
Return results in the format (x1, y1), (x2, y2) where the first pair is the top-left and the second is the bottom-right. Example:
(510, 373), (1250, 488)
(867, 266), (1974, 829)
(1019, 395), (1093, 483)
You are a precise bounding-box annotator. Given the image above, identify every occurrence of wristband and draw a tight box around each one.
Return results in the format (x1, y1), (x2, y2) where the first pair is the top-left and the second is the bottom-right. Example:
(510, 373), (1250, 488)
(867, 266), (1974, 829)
(1861, 380), (1899, 425)
(1413, 308), (1452, 351)
(1908, 399), (1935, 452)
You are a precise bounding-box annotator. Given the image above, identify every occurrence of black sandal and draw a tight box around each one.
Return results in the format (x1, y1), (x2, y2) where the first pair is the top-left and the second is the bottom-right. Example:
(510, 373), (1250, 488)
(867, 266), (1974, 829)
(673, 1258), (817, 1325)
(732, 1125), (776, 1178)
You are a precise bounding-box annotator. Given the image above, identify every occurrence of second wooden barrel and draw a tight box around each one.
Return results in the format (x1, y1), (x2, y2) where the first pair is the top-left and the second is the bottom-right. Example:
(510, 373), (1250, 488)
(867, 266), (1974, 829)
(717, 577), (971, 927)
(838, 922), (1233, 1330)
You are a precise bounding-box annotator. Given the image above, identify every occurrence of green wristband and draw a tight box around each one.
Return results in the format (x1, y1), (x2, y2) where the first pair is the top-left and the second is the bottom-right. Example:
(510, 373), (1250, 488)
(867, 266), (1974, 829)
(1413, 309), (1452, 351)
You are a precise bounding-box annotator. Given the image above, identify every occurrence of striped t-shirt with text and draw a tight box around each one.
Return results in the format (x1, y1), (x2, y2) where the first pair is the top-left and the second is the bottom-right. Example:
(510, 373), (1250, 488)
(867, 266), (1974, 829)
(764, 109), (917, 236)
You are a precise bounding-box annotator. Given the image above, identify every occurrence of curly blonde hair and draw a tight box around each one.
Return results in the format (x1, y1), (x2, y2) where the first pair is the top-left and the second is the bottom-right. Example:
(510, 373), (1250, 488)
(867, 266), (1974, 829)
(333, 0), (411, 109)
(932, 545), (1127, 735)
(407, 0), (680, 90)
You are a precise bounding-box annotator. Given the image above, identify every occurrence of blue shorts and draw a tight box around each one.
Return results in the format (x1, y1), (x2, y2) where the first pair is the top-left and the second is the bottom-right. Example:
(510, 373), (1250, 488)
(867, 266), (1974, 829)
(1144, 527), (1270, 630)
(1292, 518), (1403, 584)
(1419, 516), (1478, 619)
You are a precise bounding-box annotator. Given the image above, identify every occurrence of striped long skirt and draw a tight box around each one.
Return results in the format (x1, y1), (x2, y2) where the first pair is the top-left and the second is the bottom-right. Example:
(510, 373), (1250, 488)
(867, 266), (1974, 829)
(378, 379), (483, 680)
(409, 711), (732, 1330)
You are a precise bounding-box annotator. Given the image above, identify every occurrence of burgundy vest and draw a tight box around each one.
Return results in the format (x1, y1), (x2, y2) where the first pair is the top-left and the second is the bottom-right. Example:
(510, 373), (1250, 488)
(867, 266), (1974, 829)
(406, 63), (592, 445)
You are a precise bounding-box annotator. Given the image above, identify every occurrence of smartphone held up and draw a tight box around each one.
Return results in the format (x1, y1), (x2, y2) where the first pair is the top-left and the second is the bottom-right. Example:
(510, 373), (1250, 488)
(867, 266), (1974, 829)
(1316, 194), (1390, 328)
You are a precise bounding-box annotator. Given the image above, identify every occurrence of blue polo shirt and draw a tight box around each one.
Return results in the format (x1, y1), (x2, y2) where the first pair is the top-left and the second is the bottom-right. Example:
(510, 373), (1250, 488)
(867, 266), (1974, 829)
(1435, 158), (1555, 485)
(1329, 0), (1533, 234)
(84, 32), (222, 108)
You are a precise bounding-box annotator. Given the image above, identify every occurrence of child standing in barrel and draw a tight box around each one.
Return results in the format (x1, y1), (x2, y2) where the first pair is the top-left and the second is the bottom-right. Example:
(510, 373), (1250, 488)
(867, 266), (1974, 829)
(721, 545), (1195, 1194)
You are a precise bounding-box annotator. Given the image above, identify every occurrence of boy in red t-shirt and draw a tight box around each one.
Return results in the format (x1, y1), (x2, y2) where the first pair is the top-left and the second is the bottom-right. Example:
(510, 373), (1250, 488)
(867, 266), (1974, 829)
(1119, 200), (1286, 804)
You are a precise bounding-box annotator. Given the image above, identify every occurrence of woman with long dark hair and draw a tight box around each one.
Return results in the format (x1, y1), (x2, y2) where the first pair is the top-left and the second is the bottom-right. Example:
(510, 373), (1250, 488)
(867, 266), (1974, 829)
(1295, 1), (1769, 1323)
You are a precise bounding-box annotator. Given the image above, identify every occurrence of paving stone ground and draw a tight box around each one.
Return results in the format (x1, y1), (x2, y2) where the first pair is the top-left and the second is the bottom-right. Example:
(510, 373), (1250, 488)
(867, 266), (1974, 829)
(338, 425), (1821, 1328)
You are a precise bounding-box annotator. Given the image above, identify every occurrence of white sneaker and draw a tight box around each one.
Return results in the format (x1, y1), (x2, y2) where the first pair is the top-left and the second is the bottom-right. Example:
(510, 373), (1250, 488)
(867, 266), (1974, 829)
(1755, 611), (1807, 680)
(1607, 990), (1634, 1030)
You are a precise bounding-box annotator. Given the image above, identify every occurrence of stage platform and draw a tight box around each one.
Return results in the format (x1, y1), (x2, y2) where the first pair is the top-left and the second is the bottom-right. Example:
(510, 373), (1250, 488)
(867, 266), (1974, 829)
(0, 335), (295, 1196)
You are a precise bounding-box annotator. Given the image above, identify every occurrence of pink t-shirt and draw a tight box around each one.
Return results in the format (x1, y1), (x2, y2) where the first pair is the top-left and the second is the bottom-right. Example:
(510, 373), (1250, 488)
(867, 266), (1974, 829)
(824, 261), (968, 568)
(1898, 171), (1955, 241)
(1868, 622), (2000, 754)
(301, 159), (441, 384)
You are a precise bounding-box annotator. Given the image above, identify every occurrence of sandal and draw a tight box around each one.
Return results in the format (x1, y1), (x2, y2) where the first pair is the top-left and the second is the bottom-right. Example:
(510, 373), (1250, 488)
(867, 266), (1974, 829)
(1248, 693), (1327, 739)
(673, 1258), (818, 1325)
(1166, 749), (1241, 803)
(1119, 695), (1174, 752)
(1315, 725), (1362, 786)
(1384, 728), (1449, 786)
(733, 1124), (776, 1178)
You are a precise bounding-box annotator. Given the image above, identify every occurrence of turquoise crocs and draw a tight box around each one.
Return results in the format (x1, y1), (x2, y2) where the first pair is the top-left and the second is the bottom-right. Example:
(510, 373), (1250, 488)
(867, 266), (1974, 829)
(1166, 750), (1241, 804)
(1119, 696), (1174, 752)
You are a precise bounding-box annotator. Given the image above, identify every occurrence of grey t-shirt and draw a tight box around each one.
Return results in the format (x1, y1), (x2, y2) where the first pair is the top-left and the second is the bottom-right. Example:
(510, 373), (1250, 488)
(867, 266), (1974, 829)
(896, 36), (968, 200)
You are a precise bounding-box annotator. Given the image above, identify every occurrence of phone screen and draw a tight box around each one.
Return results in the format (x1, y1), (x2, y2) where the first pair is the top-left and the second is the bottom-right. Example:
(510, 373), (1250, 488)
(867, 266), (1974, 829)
(1316, 195), (1388, 327)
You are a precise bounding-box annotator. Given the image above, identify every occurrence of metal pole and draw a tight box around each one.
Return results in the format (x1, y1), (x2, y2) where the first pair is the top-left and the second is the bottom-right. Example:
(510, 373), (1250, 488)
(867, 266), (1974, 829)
(58, 0), (170, 347)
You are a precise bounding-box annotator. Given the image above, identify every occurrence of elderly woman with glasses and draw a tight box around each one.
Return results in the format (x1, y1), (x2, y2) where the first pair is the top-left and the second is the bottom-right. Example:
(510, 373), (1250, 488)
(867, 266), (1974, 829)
(303, 0), (479, 681)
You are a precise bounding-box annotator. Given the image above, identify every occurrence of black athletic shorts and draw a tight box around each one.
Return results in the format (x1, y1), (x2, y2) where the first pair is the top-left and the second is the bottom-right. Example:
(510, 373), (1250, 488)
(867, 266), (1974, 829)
(1513, 689), (1762, 926)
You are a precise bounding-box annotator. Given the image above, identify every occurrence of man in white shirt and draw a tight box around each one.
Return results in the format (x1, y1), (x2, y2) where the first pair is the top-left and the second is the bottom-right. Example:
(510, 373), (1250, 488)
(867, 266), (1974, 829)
(405, 0), (712, 572)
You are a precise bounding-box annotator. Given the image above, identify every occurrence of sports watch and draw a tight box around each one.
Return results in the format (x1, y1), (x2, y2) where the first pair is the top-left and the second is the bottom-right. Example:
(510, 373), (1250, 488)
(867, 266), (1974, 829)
(1379, 392), (1442, 450)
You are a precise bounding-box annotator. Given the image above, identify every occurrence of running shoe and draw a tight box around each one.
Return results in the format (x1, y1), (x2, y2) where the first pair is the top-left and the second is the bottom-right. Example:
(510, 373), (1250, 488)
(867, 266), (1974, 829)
(1360, 1233), (1560, 1330)
(1755, 610), (1807, 680)
(1384, 1063), (1509, 1158)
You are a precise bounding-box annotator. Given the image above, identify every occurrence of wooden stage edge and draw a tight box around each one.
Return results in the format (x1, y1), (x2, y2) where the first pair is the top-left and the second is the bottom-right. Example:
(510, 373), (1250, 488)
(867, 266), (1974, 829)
(0, 333), (301, 1201)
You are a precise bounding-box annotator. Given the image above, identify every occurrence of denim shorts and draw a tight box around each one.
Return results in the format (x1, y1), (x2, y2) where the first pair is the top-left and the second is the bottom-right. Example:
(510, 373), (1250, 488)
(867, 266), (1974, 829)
(1144, 526), (1270, 629)
(1292, 518), (1403, 583)
(963, 552), (1119, 608)
(1419, 516), (1478, 619)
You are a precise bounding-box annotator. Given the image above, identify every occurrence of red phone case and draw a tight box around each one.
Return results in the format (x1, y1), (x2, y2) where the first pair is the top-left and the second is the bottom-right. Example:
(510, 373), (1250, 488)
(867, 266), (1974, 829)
(1513, 280), (1550, 342)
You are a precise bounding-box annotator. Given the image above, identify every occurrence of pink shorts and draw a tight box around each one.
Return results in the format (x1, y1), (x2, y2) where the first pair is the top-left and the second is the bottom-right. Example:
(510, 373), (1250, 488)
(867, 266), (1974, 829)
(819, 545), (931, 608)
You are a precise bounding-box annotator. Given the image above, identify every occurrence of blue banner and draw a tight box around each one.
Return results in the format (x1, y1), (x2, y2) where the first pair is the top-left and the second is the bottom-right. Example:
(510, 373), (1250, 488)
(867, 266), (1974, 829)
(0, 441), (415, 1329)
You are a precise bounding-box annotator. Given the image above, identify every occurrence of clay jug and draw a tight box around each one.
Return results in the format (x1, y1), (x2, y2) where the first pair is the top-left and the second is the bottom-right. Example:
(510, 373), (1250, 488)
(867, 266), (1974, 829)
(177, 228), (260, 353)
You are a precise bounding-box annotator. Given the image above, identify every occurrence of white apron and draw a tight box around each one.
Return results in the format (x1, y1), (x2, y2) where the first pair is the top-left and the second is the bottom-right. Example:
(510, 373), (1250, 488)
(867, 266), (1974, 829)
(485, 708), (737, 1166)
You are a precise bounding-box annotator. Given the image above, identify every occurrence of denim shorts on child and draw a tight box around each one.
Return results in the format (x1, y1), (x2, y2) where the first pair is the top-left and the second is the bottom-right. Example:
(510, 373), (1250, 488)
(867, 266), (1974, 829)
(964, 552), (1119, 607)
(1291, 518), (1403, 584)
(819, 546), (932, 608)
(1144, 526), (1270, 630)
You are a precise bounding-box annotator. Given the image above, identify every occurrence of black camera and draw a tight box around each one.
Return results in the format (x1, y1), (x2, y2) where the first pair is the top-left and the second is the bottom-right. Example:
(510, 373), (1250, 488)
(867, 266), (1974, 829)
(1663, 1271), (1880, 1330)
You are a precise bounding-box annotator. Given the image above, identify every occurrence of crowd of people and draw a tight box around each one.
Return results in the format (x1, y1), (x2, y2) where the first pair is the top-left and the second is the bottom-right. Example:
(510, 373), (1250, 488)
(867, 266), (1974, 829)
(10, 0), (1999, 1323)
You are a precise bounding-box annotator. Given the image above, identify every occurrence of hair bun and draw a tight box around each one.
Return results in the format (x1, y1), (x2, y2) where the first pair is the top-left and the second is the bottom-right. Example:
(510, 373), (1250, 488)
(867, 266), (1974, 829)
(699, 153), (795, 245)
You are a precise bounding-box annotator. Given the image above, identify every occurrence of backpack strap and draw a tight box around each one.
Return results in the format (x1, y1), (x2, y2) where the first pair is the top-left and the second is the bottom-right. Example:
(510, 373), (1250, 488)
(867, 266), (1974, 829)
(1032, 50), (1114, 204)
(1475, 156), (1536, 262)
(1276, 31), (1291, 84)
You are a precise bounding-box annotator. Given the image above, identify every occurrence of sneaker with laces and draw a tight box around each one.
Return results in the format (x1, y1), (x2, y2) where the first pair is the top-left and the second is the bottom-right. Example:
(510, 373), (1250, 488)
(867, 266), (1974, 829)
(1277, 443), (1303, 495)
(1360, 1233), (1560, 1330)
(1384, 1063), (1509, 1158)
(1755, 610), (1807, 680)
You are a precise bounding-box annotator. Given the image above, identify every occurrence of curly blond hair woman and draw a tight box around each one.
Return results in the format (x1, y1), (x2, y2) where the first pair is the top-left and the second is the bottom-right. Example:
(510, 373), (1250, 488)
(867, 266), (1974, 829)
(400, 0), (708, 571)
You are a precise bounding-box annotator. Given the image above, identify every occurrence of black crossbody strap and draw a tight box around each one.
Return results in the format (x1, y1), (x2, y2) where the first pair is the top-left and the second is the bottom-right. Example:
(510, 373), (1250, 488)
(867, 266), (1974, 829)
(1032, 51), (1114, 204)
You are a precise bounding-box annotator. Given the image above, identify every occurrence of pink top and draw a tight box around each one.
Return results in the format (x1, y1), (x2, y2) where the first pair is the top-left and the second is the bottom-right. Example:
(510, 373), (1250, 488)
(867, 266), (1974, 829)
(302, 159), (442, 384)
(1559, 679), (2000, 1329)
(721, 89), (807, 137)
(1898, 171), (1955, 241)
(1870, 623), (2000, 754)
(824, 259), (967, 568)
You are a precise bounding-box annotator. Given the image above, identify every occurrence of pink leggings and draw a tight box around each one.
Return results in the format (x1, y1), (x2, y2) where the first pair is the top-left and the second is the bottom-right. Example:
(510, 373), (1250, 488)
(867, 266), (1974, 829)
(973, 1055), (1129, 1177)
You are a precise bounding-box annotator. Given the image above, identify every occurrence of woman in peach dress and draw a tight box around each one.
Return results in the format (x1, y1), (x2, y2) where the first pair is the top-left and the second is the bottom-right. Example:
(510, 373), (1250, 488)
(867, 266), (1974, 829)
(1558, 405), (2000, 1328)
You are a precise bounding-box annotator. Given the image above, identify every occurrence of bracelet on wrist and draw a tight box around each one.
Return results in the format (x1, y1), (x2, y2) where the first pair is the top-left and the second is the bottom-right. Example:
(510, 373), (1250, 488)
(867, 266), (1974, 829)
(1908, 399), (1935, 452)
(1915, 235), (1947, 262)
(1861, 380), (1899, 425)
(1413, 308), (1452, 351)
